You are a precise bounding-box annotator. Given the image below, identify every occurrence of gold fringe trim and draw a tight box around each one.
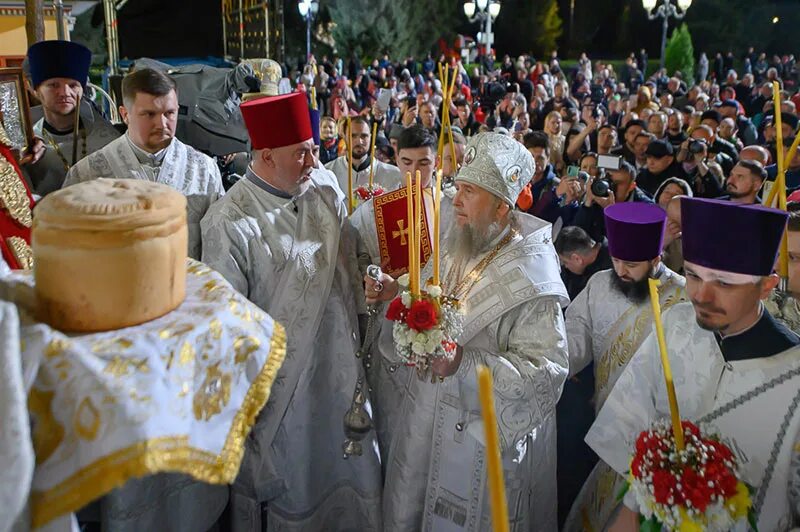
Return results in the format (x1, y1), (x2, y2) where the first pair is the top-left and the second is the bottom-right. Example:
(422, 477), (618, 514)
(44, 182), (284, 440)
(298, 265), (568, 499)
(30, 321), (287, 527)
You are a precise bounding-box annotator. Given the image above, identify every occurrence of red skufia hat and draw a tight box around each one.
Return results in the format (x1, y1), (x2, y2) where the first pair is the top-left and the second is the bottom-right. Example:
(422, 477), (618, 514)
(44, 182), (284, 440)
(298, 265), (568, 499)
(240, 92), (312, 150)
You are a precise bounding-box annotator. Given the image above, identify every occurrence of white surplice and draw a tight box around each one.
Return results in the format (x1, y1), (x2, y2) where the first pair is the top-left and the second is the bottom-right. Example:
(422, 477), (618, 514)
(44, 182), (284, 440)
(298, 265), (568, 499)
(562, 266), (685, 532)
(64, 134), (224, 260)
(587, 302), (800, 531)
(380, 212), (570, 532)
(325, 155), (403, 196)
(200, 166), (381, 531)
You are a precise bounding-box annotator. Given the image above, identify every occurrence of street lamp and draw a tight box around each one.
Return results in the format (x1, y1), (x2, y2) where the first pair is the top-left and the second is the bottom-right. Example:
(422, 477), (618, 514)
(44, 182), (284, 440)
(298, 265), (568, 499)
(642, 0), (692, 71)
(298, 0), (319, 61)
(463, 1), (501, 64)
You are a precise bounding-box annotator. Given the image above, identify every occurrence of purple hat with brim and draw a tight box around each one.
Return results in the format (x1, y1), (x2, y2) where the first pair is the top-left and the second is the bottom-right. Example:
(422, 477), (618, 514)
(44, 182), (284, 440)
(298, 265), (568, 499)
(681, 197), (788, 276)
(604, 203), (667, 262)
(309, 109), (321, 146)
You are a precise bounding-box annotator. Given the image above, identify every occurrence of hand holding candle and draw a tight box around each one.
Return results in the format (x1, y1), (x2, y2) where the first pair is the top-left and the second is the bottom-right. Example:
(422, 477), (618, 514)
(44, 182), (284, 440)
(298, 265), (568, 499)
(647, 278), (684, 451)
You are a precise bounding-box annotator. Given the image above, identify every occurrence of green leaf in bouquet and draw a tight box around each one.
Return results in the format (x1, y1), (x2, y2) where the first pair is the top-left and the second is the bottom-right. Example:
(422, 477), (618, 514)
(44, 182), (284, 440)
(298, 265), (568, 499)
(639, 515), (662, 532)
(616, 481), (630, 502)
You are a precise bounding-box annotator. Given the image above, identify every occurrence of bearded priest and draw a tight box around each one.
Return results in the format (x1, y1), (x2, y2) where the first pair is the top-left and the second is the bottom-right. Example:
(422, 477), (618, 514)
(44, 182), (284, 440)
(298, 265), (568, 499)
(590, 198), (800, 531)
(201, 92), (381, 531)
(366, 132), (570, 531)
(562, 203), (686, 532)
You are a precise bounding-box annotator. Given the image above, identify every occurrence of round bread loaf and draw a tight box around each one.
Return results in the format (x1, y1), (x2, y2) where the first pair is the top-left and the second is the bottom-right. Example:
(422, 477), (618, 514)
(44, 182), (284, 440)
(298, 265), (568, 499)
(33, 178), (188, 332)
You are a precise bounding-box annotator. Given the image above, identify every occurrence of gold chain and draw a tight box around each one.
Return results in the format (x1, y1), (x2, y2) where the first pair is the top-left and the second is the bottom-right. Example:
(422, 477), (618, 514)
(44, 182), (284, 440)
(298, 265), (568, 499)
(42, 127), (87, 171)
(444, 229), (517, 301)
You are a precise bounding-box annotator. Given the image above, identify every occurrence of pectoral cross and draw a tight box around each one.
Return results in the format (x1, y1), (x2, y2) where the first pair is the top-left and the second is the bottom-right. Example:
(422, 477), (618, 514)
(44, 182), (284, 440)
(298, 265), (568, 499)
(393, 219), (409, 246)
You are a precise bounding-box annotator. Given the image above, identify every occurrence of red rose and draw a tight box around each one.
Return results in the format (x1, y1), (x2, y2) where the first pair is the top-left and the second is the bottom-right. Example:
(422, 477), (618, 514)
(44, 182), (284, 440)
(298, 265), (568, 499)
(652, 470), (677, 505)
(356, 187), (370, 200)
(682, 467), (712, 511)
(706, 439), (735, 462)
(386, 297), (408, 322)
(405, 299), (438, 331)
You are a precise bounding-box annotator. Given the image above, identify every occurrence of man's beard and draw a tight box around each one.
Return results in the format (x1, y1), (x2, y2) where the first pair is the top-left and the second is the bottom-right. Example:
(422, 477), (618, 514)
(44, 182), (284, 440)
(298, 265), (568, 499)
(448, 217), (504, 263)
(610, 269), (651, 303)
(725, 184), (749, 199)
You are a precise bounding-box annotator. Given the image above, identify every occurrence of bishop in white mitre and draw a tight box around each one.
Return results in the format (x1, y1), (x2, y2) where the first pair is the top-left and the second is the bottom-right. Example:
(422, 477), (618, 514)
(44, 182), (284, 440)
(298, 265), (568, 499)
(588, 198), (800, 531)
(366, 132), (570, 531)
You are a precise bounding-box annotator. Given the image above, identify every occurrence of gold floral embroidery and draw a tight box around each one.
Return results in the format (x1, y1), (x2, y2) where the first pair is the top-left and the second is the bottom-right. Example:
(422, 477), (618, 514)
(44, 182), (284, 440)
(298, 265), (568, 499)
(0, 155), (32, 227)
(7, 236), (33, 269)
(596, 286), (685, 393)
(233, 335), (261, 364)
(30, 322), (287, 528)
(209, 319), (222, 340)
(104, 356), (150, 378)
(193, 363), (232, 421)
(179, 341), (195, 366)
(29, 388), (65, 465)
(74, 397), (101, 441)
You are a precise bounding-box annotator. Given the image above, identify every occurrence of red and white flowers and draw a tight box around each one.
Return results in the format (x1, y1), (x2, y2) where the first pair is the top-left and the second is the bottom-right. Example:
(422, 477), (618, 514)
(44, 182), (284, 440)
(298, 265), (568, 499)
(355, 184), (385, 203)
(625, 419), (754, 531)
(387, 274), (462, 373)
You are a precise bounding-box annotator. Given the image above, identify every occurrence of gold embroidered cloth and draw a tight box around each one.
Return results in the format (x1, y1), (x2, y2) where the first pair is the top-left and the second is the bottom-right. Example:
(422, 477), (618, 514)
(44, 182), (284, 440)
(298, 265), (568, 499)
(7, 260), (286, 527)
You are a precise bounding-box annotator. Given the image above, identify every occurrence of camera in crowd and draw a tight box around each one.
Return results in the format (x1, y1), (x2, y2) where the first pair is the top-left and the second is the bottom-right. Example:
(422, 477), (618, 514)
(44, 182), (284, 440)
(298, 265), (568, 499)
(688, 138), (707, 154)
(590, 154), (623, 198)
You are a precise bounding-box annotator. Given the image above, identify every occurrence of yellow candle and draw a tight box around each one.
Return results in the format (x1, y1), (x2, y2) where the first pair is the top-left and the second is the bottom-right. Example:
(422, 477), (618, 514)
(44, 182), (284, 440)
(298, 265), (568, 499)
(406, 172), (416, 293)
(648, 278), (684, 451)
(477, 365), (510, 532)
(368, 121), (378, 189)
(433, 170), (442, 287)
(773, 82), (789, 280)
(436, 67), (450, 166)
(311, 86), (317, 110)
(414, 170), (423, 297)
(347, 116), (354, 215)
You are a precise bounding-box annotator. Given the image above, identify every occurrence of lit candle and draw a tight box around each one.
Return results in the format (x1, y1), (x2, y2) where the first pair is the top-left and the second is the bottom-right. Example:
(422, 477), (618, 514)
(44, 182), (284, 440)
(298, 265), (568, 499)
(368, 121), (378, 189)
(477, 365), (510, 532)
(406, 172), (416, 294)
(647, 278), (685, 451)
(433, 170), (442, 287)
(414, 170), (423, 297)
(347, 116), (354, 215)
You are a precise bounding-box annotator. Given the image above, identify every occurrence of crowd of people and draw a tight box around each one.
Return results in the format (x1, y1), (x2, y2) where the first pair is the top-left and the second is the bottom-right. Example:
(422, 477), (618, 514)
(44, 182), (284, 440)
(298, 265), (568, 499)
(4, 36), (800, 532)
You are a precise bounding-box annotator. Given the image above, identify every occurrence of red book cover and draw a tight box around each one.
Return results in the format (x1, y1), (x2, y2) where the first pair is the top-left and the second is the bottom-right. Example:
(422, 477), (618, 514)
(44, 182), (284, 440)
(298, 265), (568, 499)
(0, 143), (34, 269)
(373, 185), (431, 273)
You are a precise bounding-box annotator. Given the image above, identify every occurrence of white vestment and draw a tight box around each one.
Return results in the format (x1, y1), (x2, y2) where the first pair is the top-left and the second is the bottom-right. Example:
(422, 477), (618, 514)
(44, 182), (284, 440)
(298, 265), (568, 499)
(381, 212), (570, 532)
(349, 189), (453, 465)
(0, 299), (33, 532)
(563, 266), (685, 532)
(200, 167), (382, 531)
(566, 266), (686, 410)
(25, 102), (120, 196)
(325, 155), (403, 196)
(64, 134), (224, 260)
(587, 302), (800, 531)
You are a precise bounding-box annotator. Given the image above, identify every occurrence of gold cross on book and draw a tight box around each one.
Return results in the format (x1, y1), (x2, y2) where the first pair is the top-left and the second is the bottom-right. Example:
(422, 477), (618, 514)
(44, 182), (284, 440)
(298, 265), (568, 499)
(393, 219), (409, 246)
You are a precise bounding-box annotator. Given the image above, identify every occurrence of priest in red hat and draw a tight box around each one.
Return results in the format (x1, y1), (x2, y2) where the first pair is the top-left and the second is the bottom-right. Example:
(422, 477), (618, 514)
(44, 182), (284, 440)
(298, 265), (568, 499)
(200, 91), (382, 531)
